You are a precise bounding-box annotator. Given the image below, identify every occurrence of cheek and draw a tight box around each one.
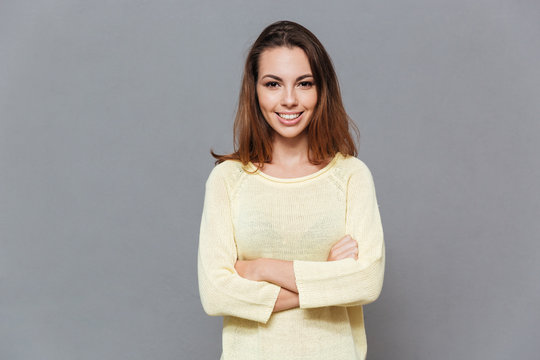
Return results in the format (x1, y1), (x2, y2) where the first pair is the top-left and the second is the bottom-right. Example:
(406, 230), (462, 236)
(302, 91), (318, 109)
(257, 91), (274, 112)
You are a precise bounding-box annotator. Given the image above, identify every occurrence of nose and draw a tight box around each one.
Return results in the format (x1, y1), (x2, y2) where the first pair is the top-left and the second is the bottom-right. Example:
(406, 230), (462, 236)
(281, 86), (298, 107)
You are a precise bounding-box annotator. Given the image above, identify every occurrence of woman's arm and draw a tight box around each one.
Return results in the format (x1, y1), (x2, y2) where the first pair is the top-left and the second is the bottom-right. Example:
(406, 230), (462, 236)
(292, 165), (385, 309)
(273, 287), (299, 313)
(235, 164), (384, 309)
(236, 237), (356, 313)
(235, 258), (297, 292)
(198, 165), (281, 324)
(235, 234), (359, 293)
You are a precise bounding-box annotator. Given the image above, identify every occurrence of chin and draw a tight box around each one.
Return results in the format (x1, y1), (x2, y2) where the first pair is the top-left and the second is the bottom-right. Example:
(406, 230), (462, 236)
(274, 127), (309, 140)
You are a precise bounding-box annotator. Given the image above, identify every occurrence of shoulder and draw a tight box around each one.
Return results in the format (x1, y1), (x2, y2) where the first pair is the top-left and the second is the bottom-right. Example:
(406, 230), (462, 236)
(205, 159), (246, 188)
(334, 155), (379, 201)
(335, 153), (375, 181)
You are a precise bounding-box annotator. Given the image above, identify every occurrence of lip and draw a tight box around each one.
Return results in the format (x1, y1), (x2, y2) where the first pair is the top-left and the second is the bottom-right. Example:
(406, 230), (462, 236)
(275, 111), (303, 126)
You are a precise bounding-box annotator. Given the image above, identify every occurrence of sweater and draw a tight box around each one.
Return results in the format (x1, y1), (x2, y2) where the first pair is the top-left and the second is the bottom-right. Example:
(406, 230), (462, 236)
(197, 152), (385, 360)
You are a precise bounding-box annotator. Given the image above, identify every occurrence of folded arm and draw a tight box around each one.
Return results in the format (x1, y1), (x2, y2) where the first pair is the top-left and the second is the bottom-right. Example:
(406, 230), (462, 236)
(235, 234), (359, 292)
(198, 166), (281, 323)
(273, 287), (299, 313)
(235, 165), (385, 309)
(292, 166), (385, 308)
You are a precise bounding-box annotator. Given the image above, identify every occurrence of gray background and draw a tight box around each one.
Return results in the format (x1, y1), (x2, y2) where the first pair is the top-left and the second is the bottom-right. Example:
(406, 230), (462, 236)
(1, 1), (539, 359)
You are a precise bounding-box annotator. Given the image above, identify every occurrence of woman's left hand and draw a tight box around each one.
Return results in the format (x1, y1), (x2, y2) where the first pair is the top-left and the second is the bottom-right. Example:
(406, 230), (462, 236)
(235, 259), (262, 281)
(235, 259), (298, 293)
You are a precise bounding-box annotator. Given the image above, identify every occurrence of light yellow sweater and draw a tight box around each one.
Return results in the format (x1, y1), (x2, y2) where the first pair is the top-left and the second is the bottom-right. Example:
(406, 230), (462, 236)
(198, 152), (385, 360)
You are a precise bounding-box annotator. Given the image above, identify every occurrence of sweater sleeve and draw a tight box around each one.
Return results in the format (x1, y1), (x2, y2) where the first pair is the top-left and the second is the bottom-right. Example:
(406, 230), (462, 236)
(197, 164), (281, 323)
(292, 162), (385, 309)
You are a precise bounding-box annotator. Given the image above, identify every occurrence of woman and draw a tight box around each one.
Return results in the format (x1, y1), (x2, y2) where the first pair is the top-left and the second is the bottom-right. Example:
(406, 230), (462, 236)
(198, 20), (385, 360)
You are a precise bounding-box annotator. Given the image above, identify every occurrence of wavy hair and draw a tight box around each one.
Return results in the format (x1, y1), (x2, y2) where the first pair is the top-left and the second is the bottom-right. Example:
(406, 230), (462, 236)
(211, 20), (359, 167)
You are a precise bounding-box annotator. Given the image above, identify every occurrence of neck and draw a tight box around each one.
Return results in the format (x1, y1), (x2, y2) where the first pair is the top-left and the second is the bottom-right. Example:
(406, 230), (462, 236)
(270, 132), (310, 165)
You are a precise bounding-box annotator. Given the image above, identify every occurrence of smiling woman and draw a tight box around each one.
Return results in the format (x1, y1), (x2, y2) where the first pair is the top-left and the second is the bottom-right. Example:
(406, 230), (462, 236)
(256, 47), (317, 142)
(198, 20), (385, 360)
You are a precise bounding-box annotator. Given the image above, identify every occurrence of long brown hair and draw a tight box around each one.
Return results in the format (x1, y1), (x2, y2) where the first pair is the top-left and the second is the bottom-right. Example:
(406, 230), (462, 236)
(211, 20), (359, 167)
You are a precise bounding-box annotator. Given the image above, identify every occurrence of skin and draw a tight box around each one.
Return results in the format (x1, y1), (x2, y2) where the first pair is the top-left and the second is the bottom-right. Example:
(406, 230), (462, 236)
(254, 46), (324, 178)
(234, 46), (359, 313)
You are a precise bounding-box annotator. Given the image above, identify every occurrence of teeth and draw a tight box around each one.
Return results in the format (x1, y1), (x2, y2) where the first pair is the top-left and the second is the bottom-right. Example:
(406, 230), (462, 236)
(278, 112), (301, 120)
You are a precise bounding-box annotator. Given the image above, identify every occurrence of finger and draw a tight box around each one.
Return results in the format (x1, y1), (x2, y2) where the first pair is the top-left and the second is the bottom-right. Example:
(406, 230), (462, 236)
(340, 246), (359, 258)
(331, 240), (358, 255)
(332, 246), (357, 259)
(330, 237), (356, 252)
(332, 249), (358, 261)
(331, 245), (358, 260)
(344, 249), (359, 260)
(332, 235), (352, 247)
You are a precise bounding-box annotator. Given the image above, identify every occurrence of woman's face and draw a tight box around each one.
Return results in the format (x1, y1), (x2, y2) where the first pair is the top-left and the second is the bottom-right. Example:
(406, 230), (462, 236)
(256, 46), (317, 142)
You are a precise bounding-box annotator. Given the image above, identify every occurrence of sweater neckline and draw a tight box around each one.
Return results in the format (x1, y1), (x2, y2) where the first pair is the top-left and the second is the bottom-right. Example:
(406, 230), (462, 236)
(246, 152), (342, 183)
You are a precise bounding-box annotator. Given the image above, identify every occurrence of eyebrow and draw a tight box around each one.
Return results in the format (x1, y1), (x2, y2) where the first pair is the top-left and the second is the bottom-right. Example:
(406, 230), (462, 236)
(260, 74), (314, 81)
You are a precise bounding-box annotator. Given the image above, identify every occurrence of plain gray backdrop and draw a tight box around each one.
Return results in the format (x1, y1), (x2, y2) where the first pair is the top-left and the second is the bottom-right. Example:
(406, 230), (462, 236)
(1, 1), (539, 359)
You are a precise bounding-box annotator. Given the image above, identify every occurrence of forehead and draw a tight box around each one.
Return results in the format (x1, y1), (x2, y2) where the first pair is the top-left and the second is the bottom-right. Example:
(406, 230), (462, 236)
(258, 46), (312, 78)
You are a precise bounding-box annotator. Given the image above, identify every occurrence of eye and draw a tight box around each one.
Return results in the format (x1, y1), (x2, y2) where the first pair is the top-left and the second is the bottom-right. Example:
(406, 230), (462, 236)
(264, 81), (280, 88)
(298, 81), (313, 88)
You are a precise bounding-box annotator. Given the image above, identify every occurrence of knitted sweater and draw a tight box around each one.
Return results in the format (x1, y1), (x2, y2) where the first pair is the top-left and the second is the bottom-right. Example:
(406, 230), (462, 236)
(197, 152), (385, 360)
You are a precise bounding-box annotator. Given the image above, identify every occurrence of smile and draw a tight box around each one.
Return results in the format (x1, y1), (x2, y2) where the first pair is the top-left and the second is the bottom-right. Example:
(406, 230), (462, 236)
(276, 112), (303, 120)
(275, 111), (304, 126)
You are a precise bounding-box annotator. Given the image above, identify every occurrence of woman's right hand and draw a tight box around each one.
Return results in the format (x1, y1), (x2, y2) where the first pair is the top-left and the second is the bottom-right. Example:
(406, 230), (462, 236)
(327, 235), (358, 261)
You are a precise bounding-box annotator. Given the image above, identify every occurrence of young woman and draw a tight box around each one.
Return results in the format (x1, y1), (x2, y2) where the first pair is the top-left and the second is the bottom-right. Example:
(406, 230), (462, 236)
(198, 20), (385, 360)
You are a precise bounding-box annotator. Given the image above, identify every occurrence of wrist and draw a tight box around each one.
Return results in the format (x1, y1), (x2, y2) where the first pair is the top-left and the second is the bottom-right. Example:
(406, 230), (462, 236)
(255, 258), (268, 281)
